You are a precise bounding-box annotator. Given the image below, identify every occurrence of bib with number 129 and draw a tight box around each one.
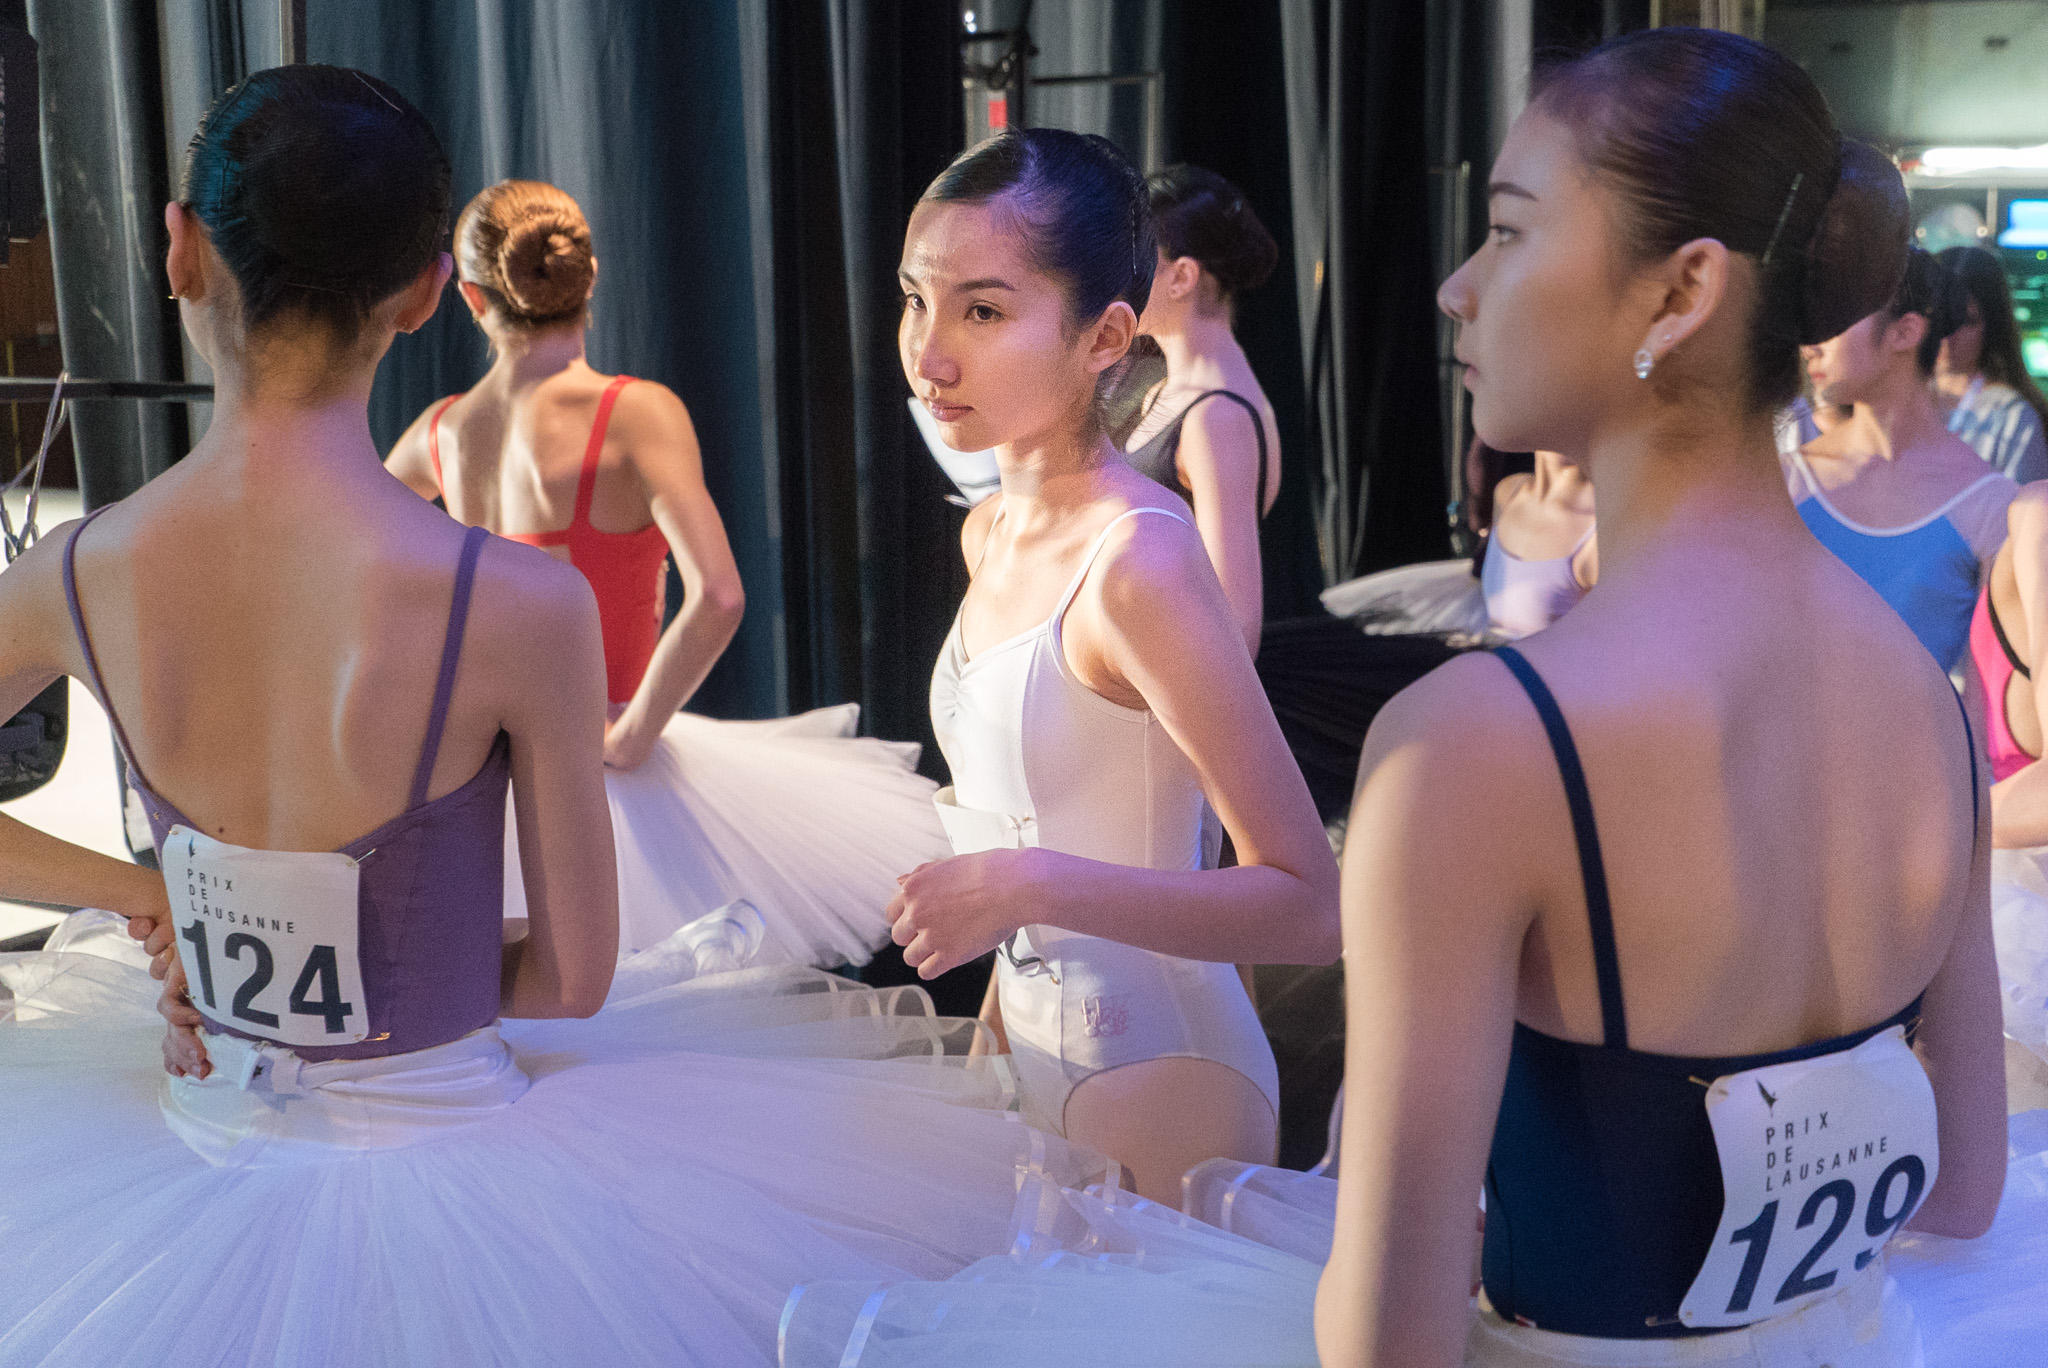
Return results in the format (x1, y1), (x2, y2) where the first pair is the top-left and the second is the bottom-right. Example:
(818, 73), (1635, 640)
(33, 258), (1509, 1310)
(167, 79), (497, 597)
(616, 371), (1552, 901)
(164, 825), (369, 1048)
(1678, 1025), (1938, 1329)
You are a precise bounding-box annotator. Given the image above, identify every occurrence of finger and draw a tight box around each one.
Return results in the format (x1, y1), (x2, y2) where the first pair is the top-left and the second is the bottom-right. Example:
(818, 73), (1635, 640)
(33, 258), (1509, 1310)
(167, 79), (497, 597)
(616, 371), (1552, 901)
(150, 950), (173, 982)
(145, 924), (175, 958)
(127, 916), (155, 943)
(889, 907), (916, 947)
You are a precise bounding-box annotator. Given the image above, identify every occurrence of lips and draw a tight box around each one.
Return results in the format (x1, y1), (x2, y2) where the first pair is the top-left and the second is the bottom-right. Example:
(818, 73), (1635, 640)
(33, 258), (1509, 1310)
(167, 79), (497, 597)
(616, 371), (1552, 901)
(924, 399), (973, 422)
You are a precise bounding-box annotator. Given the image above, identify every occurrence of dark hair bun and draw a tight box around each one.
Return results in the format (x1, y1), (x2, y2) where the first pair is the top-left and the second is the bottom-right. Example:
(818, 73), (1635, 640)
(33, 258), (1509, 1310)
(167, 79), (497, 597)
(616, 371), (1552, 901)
(1147, 164), (1277, 299)
(181, 65), (450, 337)
(499, 217), (593, 321)
(1799, 138), (1911, 345)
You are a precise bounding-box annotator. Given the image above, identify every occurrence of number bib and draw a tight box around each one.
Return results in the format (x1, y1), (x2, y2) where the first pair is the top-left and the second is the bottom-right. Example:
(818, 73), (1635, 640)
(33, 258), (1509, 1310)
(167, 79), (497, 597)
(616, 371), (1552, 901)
(164, 825), (369, 1048)
(1678, 1025), (1938, 1329)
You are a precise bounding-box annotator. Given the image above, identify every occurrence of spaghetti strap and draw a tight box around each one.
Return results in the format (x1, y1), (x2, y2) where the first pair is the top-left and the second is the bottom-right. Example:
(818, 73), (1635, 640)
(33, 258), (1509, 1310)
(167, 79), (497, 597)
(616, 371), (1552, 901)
(1494, 645), (1629, 1049)
(1170, 389), (1270, 517)
(62, 508), (149, 786)
(1050, 505), (1193, 629)
(408, 526), (490, 810)
(426, 395), (461, 501)
(570, 376), (637, 530)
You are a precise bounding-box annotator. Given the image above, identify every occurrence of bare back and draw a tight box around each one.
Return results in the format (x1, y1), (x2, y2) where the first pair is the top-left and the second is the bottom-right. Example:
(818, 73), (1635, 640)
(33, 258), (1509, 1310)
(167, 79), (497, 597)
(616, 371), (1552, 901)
(1490, 529), (1972, 1054)
(63, 459), (559, 854)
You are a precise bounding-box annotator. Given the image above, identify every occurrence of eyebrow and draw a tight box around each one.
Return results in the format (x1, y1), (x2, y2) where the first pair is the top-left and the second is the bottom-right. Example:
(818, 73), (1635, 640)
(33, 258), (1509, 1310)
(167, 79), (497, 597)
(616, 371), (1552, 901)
(1487, 180), (1537, 202)
(896, 270), (1017, 293)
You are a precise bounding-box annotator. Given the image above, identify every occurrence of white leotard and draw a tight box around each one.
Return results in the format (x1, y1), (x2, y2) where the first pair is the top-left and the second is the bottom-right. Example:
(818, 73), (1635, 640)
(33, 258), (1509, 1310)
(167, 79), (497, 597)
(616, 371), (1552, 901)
(929, 502), (1280, 1136)
(1480, 523), (1592, 638)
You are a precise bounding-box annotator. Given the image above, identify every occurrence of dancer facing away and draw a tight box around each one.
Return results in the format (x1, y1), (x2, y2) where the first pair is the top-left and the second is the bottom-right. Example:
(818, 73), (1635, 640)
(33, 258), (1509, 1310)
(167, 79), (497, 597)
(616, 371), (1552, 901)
(1321, 29), (2004, 1368)
(892, 127), (1340, 1203)
(1478, 447), (1596, 637)
(387, 179), (950, 967)
(1789, 248), (2016, 671)
(1123, 164), (1282, 654)
(0, 68), (1103, 1368)
(1935, 244), (2048, 485)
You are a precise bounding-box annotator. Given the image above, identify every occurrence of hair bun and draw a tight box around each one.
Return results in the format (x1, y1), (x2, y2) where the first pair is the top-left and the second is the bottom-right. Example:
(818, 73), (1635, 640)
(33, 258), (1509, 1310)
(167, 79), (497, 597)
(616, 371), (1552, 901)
(497, 215), (592, 321)
(1798, 138), (1910, 345)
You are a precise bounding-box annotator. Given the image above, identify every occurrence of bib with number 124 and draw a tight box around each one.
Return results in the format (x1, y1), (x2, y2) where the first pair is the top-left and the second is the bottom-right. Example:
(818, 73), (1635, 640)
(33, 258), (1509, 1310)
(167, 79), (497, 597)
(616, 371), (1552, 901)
(1678, 1025), (1938, 1329)
(164, 825), (369, 1048)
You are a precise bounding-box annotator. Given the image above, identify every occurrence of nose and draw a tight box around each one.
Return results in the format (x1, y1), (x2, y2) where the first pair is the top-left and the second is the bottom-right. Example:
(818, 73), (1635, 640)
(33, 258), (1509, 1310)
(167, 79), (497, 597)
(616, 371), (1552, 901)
(1437, 260), (1475, 326)
(905, 317), (958, 390)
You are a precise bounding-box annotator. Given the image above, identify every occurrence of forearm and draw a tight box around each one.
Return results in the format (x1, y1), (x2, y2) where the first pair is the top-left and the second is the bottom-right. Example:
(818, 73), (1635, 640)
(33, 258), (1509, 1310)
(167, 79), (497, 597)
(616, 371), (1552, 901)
(0, 811), (160, 917)
(1037, 852), (1337, 965)
(620, 593), (742, 730)
(1990, 761), (2048, 847)
(499, 936), (609, 1020)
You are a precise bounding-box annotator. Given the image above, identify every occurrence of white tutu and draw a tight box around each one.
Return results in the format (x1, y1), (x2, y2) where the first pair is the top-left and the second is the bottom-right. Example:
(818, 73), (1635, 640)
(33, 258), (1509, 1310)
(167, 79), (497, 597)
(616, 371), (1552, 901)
(0, 937), (1104, 1368)
(781, 1113), (2048, 1367)
(506, 704), (952, 968)
(1319, 558), (1496, 640)
(1990, 846), (2048, 1072)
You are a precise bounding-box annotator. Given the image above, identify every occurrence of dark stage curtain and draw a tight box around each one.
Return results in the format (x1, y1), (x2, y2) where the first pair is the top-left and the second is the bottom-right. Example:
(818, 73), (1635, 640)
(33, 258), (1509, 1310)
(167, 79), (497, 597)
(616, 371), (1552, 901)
(1280, 0), (1448, 582)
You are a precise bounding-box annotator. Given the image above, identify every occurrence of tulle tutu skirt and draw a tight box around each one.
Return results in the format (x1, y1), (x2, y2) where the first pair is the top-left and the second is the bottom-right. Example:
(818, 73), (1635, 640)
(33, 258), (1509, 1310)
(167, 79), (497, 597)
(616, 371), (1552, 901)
(1319, 558), (1496, 640)
(506, 704), (952, 968)
(0, 939), (1103, 1368)
(781, 1113), (2048, 1367)
(1991, 847), (2048, 1091)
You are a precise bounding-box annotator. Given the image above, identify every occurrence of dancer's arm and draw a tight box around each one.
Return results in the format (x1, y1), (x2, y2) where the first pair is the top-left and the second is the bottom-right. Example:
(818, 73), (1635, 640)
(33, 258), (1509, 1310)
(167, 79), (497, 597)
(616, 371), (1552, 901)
(1991, 487), (2048, 846)
(891, 513), (1338, 974)
(1316, 658), (1535, 1368)
(0, 529), (169, 934)
(1175, 397), (1266, 655)
(384, 403), (448, 501)
(487, 546), (620, 1016)
(601, 384), (743, 771)
(1908, 730), (2007, 1236)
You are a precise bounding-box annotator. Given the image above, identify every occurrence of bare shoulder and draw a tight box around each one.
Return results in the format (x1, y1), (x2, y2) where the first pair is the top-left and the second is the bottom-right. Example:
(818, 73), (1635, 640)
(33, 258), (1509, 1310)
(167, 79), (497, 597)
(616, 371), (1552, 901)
(1180, 391), (1262, 445)
(1493, 471), (1533, 504)
(464, 534), (601, 678)
(960, 494), (1003, 571)
(605, 377), (693, 435)
(2011, 478), (2048, 525)
(1088, 502), (1217, 610)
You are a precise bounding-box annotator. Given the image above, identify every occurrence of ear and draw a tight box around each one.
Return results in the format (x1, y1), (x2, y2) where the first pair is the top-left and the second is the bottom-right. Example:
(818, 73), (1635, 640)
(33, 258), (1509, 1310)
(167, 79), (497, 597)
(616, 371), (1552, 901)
(1882, 310), (1928, 361)
(1083, 300), (1139, 377)
(164, 202), (206, 302)
(392, 252), (454, 335)
(457, 278), (491, 322)
(1164, 255), (1201, 301)
(587, 254), (599, 300)
(1636, 236), (1731, 366)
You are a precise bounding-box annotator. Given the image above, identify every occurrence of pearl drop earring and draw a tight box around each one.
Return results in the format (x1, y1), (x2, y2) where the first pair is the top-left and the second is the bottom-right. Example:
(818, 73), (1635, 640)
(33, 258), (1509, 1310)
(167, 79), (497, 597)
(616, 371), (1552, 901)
(1632, 347), (1655, 381)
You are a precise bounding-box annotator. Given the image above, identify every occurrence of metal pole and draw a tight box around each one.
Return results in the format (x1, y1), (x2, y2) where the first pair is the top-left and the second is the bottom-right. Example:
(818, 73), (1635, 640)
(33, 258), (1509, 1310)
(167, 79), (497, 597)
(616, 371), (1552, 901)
(280, 0), (306, 64)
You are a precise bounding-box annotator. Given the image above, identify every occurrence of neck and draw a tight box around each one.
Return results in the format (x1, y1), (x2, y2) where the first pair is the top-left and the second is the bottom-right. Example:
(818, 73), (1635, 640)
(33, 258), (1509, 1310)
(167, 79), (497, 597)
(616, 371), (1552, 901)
(1844, 376), (1947, 461)
(1529, 450), (1589, 502)
(1931, 365), (1977, 401)
(1580, 405), (1798, 584)
(187, 364), (380, 482)
(1152, 308), (1241, 380)
(484, 323), (588, 388)
(993, 420), (1119, 517)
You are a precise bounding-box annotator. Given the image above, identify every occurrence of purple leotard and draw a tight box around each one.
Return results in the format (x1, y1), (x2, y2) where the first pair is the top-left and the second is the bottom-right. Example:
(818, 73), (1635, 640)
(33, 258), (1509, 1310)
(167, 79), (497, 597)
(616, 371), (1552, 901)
(63, 513), (510, 1062)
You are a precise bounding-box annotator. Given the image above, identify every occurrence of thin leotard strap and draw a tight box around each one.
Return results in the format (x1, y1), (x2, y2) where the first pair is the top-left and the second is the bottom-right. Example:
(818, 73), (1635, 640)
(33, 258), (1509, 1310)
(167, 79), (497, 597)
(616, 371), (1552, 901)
(408, 525), (490, 810)
(1051, 505), (1193, 625)
(1493, 645), (1629, 1048)
(426, 394), (461, 500)
(61, 508), (149, 787)
(1988, 591), (2032, 679)
(569, 376), (636, 533)
(1954, 686), (1981, 844)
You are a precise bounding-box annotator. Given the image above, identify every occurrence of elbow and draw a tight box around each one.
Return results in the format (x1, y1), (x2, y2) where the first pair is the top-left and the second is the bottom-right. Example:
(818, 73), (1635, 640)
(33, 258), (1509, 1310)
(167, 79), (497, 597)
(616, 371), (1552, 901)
(706, 576), (746, 625)
(1911, 1159), (2007, 1240)
(1298, 872), (1344, 965)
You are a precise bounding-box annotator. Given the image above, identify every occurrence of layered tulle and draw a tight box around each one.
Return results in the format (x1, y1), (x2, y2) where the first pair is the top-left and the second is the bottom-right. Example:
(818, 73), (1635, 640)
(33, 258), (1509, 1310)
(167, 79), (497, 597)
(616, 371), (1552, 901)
(0, 938), (1102, 1368)
(781, 1111), (2048, 1367)
(505, 704), (952, 968)
(1319, 558), (1494, 640)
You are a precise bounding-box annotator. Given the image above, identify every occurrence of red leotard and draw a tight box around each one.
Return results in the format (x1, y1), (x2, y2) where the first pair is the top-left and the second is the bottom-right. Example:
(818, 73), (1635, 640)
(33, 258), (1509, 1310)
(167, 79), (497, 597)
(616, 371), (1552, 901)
(429, 376), (670, 704)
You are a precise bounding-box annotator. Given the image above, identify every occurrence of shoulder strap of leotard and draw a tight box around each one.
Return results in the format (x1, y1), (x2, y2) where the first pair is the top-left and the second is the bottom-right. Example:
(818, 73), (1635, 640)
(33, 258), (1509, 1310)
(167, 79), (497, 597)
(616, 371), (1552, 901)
(1050, 504), (1194, 629)
(1169, 389), (1270, 516)
(426, 394), (461, 500)
(61, 507), (149, 788)
(408, 525), (490, 810)
(1988, 589), (2032, 679)
(1954, 685), (1981, 854)
(1493, 644), (1629, 1049)
(569, 376), (637, 532)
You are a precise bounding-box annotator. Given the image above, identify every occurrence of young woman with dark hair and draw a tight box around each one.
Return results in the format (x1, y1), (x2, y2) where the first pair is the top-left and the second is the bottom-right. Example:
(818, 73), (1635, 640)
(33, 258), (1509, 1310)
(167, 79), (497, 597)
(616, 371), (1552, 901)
(1789, 248), (2018, 671)
(1936, 244), (2048, 484)
(1478, 447), (1596, 637)
(386, 178), (950, 968)
(0, 69), (1106, 1366)
(1123, 163), (1282, 653)
(1321, 29), (2007, 1366)
(885, 127), (1339, 1203)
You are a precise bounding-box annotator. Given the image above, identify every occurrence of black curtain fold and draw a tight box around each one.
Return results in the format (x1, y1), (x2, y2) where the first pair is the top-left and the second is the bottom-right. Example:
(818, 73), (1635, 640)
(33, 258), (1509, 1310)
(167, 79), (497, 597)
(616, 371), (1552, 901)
(1281, 0), (1447, 582)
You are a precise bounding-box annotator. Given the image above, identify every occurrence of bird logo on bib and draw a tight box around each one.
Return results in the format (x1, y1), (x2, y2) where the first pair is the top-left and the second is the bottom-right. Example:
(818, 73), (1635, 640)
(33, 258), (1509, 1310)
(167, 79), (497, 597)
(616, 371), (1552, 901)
(1678, 1025), (1937, 1328)
(165, 825), (369, 1048)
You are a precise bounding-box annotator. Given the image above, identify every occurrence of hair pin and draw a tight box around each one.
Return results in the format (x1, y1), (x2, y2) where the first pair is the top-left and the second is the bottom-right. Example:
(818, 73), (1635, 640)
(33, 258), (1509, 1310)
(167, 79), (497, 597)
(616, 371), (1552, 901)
(353, 71), (403, 115)
(1760, 171), (1805, 268)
